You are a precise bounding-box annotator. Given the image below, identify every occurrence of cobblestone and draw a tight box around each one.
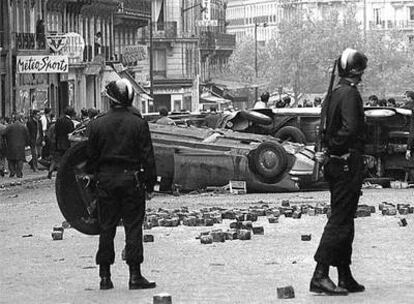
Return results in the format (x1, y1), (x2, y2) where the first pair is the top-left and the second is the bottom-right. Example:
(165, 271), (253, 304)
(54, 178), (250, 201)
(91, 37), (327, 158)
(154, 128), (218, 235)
(1, 182), (414, 303)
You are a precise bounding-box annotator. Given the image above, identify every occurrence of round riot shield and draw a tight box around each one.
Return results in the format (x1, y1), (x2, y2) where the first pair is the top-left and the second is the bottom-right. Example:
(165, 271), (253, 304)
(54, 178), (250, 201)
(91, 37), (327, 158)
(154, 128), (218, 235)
(55, 141), (100, 235)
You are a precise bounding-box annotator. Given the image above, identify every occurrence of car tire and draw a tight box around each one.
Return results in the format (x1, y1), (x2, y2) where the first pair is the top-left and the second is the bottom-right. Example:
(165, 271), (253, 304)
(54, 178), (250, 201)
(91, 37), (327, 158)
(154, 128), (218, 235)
(274, 126), (306, 144)
(239, 110), (273, 125)
(249, 142), (288, 183)
(56, 141), (100, 235)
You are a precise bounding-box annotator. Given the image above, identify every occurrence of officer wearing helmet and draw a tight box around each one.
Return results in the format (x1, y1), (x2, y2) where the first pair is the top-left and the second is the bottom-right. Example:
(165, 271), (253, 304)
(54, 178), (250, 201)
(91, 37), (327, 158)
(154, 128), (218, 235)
(86, 78), (157, 290)
(310, 48), (367, 296)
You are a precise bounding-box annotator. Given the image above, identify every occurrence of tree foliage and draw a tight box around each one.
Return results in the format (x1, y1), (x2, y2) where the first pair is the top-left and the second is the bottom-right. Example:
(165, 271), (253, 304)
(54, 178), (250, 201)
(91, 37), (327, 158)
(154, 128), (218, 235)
(224, 5), (414, 102)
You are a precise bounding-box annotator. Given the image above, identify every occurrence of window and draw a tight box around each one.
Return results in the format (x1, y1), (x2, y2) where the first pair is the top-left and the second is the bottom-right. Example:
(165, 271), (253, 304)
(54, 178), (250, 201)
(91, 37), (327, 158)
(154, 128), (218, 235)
(374, 8), (382, 25)
(410, 7), (414, 21)
(153, 49), (166, 77)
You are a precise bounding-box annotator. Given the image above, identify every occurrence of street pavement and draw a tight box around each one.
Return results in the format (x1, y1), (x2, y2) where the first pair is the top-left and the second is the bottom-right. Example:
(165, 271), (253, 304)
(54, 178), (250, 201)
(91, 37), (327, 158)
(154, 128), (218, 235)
(1, 175), (414, 304)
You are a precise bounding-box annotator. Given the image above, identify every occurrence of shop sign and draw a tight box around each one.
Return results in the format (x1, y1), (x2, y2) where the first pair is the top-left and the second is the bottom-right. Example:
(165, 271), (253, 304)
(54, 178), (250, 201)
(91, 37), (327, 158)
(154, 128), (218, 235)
(60, 32), (85, 63)
(17, 55), (69, 73)
(46, 34), (68, 53)
(122, 45), (147, 66)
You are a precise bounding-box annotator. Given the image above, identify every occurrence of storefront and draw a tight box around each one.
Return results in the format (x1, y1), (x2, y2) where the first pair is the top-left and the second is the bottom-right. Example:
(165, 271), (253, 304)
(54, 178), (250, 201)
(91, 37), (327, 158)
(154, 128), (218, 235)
(15, 55), (68, 116)
(150, 78), (199, 114)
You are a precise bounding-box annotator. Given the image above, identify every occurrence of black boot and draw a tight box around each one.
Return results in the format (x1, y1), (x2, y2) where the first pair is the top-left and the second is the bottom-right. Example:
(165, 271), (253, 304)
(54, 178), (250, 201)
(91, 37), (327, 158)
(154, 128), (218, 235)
(99, 264), (114, 290)
(310, 263), (348, 296)
(338, 264), (365, 292)
(129, 264), (156, 290)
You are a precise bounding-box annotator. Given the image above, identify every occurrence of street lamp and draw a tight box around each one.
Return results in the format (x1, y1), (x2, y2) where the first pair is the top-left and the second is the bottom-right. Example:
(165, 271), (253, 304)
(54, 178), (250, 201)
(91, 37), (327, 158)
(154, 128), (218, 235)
(254, 22), (267, 104)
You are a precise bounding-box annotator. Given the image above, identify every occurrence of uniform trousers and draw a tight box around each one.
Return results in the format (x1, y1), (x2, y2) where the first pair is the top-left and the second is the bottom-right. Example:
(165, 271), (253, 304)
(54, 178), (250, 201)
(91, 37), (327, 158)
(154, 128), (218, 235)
(8, 159), (24, 177)
(95, 169), (145, 267)
(314, 151), (364, 266)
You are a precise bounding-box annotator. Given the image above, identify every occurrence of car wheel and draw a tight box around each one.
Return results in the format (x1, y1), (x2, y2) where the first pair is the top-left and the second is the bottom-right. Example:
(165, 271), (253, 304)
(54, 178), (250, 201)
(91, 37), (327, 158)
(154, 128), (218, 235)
(274, 126), (306, 144)
(56, 141), (100, 235)
(239, 110), (273, 125)
(249, 142), (288, 183)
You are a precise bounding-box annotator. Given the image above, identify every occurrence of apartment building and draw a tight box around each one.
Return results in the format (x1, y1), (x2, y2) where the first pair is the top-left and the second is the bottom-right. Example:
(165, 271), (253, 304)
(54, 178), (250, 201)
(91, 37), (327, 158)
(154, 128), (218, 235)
(138, 0), (236, 113)
(226, 0), (414, 44)
(0, 0), (151, 118)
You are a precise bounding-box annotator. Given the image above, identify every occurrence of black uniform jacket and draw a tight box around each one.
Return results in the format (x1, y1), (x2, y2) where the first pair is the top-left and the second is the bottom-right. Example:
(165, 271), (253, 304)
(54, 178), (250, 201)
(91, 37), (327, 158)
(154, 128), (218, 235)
(55, 116), (74, 151)
(407, 107), (414, 151)
(87, 106), (157, 193)
(325, 78), (366, 156)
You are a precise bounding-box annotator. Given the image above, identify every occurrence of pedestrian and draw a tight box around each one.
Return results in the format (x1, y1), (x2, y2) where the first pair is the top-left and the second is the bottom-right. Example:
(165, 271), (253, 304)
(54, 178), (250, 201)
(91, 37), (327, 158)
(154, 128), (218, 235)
(378, 98), (387, 107)
(387, 98), (396, 107)
(47, 106), (75, 179)
(4, 113), (30, 178)
(39, 107), (51, 139)
(311, 48), (368, 295)
(0, 119), (6, 177)
(253, 91), (270, 109)
(367, 95), (378, 107)
(155, 108), (175, 125)
(202, 106), (221, 129)
(402, 90), (414, 109)
(314, 97), (322, 107)
(26, 109), (40, 171)
(86, 79), (157, 290)
(405, 91), (414, 160)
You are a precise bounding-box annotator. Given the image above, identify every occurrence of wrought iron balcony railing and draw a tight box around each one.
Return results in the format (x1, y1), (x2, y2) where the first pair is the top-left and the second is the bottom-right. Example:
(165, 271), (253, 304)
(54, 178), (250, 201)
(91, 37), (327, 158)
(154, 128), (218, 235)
(141, 22), (178, 40)
(369, 20), (414, 30)
(200, 31), (236, 51)
(14, 32), (46, 50)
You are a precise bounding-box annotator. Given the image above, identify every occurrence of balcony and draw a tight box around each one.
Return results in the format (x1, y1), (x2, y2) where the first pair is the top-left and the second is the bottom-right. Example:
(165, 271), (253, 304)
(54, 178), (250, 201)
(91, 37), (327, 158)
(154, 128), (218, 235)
(114, 0), (151, 27)
(369, 20), (414, 30)
(140, 22), (179, 41)
(14, 32), (46, 50)
(200, 31), (236, 52)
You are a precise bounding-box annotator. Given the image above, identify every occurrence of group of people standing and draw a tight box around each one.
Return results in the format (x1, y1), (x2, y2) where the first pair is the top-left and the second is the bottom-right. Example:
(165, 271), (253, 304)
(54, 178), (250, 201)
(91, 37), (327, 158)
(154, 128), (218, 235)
(0, 109), (51, 178)
(0, 106), (89, 179)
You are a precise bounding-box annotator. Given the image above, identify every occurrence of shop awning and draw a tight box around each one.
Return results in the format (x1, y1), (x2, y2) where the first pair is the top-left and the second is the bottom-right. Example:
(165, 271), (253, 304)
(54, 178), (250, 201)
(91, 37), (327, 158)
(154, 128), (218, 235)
(199, 93), (231, 104)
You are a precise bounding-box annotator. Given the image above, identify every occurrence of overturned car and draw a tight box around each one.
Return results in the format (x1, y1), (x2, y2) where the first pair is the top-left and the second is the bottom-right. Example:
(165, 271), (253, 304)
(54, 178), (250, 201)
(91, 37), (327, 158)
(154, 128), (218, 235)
(56, 120), (318, 234)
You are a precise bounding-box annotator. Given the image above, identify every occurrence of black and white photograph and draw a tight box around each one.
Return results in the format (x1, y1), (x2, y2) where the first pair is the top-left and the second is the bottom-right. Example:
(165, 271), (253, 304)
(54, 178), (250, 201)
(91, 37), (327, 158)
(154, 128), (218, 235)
(1, 0), (414, 303)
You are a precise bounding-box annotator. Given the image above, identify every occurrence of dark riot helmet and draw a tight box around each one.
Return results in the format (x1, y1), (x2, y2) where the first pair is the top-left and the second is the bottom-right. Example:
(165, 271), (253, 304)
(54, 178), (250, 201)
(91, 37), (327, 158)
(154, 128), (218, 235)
(105, 79), (134, 106)
(337, 48), (368, 78)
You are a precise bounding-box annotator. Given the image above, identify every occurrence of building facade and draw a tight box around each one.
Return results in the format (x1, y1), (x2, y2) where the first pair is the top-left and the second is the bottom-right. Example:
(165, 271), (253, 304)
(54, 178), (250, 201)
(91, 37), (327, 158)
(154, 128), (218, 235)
(0, 0), (151, 118)
(226, 0), (414, 44)
(138, 0), (236, 114)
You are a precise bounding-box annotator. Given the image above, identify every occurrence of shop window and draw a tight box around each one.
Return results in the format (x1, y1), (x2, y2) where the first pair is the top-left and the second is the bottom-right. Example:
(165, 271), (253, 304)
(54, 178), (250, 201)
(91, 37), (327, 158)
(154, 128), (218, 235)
(154, 49), (167, 78)
(173, 99), (181, 112)
(183, 95), (192, 112)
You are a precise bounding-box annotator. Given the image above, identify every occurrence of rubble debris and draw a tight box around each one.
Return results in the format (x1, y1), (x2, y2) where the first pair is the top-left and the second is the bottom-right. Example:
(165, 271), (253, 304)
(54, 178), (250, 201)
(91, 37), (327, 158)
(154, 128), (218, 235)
(53, 226), (64, 232)
(252, 226), (264, 235)
(210, 230), (226, 243)
(277, 286), (295, 299)
(200, 235), (213, 244)
(153, 293), (172, 304)
(267, 216), (279, 224)
(144, 234), (154, 242)
(301, 234), (311, 241)
(62, 221), (71, 229)
(237, 229), (251, 241)
(399, 218), (408, 227)
(51, 231), (63, 240)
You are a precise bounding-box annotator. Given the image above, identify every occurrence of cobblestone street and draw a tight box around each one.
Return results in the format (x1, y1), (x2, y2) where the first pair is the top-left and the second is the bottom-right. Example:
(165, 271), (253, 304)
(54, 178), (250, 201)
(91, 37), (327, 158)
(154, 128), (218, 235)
(1, 174), (414, 304)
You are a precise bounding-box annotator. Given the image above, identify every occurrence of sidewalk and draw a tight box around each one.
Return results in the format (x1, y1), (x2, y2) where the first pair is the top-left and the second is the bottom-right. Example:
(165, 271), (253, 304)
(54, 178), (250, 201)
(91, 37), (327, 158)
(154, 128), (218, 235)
(0, 162), (50, 188)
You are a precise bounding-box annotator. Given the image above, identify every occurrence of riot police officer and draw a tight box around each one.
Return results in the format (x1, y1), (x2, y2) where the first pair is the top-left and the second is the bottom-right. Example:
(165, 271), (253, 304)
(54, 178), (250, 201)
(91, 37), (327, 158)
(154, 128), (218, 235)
(86, 79), (157, 290)
(310, 48), (368, 295)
